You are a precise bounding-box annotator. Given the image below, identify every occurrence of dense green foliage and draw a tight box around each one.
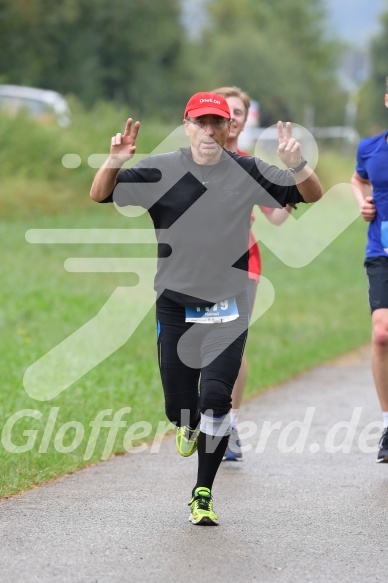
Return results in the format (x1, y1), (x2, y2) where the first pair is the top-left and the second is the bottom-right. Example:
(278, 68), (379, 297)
(197, 0), (347, 126)
(356, 6), (388, 134)
(0, 0), (187, 115)
(2, 0), (388, 132)
(0, 0), (347, 125)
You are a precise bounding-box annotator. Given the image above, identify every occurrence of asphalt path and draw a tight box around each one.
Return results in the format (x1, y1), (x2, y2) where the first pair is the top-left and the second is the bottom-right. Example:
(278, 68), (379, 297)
(1, 345), (387, 583)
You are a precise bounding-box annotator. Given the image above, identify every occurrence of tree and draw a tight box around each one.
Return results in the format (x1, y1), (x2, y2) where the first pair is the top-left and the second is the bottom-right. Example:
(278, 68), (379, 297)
(189, 0), (346, 126)
(357, 9), (388, 135)
(0, 0), (190, 118)
(0, 0), (348, 124)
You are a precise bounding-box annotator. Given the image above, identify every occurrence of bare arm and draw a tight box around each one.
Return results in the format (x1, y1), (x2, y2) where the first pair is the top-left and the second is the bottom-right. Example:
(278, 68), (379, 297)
(90, 118), (140, 202)
(264, 205), (294, 225)
(277, 121), (323, 203)
(351, 171), (375, 222)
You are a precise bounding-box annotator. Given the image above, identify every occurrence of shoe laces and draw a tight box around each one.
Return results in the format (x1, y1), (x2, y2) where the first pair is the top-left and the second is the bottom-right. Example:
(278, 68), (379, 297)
(184, 426), (198, 440)
(184, 426), (193, 439)
(191, 488), (212, 511)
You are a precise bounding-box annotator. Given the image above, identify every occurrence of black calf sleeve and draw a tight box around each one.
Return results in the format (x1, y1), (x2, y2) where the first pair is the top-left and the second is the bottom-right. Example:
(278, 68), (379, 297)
(193, 431), (229, 493)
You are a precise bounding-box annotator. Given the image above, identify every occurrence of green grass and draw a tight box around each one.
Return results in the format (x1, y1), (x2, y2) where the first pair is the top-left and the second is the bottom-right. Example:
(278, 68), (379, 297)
(0, 110), (371, 498)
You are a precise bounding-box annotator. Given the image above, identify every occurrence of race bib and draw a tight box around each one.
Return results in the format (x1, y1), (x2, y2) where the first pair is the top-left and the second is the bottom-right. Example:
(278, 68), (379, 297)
(185, 297), (239, 324)
(381, 221), (388, 253)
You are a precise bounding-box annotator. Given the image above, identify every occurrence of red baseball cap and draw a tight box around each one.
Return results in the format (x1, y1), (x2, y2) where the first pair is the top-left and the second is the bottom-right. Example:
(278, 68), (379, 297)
(184, 92), (231, 119)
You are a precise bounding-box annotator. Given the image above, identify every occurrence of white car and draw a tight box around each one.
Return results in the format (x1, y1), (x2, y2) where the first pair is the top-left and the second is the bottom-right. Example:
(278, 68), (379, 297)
(0, 84), (71, 127)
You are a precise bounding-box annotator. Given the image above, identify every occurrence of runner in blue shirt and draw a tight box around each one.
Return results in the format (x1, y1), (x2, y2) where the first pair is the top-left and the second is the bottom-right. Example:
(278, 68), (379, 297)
(351, 79), (388, 462)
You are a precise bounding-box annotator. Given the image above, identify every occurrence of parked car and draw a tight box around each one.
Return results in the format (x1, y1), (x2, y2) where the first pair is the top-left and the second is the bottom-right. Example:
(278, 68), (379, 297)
(0, 84), (71, 127)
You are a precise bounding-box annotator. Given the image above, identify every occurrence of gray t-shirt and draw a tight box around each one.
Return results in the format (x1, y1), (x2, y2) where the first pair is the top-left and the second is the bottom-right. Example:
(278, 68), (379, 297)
(104, 148), (304, 306)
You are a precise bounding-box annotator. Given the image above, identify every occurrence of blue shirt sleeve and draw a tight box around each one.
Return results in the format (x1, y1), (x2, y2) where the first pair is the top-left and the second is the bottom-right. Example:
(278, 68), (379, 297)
(355, 139), (369, 180)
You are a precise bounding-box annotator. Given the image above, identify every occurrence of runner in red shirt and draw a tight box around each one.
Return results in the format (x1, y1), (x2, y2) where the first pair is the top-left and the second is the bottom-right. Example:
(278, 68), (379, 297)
(213, 86), (294, 461)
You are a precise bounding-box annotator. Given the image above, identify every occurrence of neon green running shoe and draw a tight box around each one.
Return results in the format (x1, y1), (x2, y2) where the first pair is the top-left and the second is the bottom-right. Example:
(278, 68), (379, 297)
(176, 425), (200, 457)
(189, 487), (219, 526)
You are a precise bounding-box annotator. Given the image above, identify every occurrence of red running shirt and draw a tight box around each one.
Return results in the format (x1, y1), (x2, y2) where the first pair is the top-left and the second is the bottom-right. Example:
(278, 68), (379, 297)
(238, 150), (271, 282)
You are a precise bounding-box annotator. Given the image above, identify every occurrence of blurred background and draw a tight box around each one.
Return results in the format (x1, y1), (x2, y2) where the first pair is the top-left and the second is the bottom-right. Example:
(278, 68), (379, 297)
(0, 0), (387, 134)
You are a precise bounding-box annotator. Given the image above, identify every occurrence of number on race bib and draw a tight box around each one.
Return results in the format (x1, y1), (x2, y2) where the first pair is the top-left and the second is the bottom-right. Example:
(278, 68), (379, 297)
(185, 297), (238, 323)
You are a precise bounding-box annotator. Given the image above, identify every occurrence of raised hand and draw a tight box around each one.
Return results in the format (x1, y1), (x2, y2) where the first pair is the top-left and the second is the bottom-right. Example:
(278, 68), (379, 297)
(110, 117), (140, 161)
(277, 121), (302, 169)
